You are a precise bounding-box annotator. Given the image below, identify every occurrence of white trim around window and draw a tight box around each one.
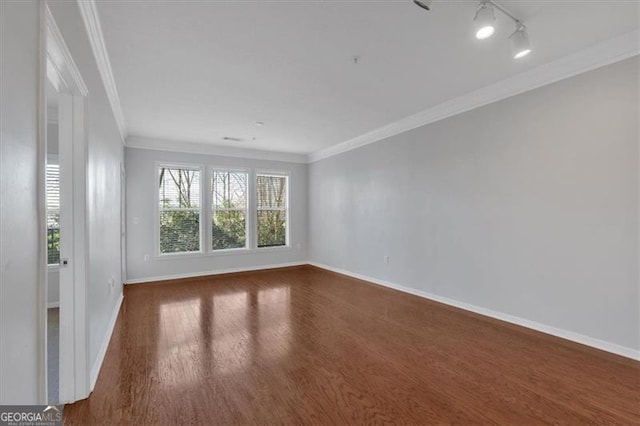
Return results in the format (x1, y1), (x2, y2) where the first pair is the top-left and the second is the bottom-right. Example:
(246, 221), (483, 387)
(154, 163), (291, 259)
(255, 170), (290, 250)
(155, 162), (204, 258)
(209, 167), (251, 252)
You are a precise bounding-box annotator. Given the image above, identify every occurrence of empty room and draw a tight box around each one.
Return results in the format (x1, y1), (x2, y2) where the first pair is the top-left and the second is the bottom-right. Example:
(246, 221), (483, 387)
(1, 0), (638, 424)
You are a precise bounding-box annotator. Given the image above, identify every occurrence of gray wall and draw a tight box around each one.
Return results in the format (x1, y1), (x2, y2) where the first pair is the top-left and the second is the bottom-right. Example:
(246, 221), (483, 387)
(0, 0), (42, 404)
(125, 147), (308, 281)
(309, 57), (639, 352)
(48, 1), (126, 373)
(0, 1), (125, 403)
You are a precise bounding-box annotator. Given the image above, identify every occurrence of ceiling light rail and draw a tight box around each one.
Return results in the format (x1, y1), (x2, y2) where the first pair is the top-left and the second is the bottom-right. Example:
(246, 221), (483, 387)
(415, 0), (532, 60)
(487, 0), (520, 25)
(475, 0), (531, 59)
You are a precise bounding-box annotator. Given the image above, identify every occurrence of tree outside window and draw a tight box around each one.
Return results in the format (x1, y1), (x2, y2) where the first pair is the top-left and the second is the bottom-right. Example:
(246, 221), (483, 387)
(158, 167), (201, 254)
(257, 174), (288, 247)
(212, 170), (248, 250)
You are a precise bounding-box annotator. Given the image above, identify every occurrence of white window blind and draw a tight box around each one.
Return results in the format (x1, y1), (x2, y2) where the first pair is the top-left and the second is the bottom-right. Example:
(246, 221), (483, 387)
(46, 163), (60, 264)
(212, 170), (248, 250)
(158, 166), (201, 254)
(256, 174), (288, 248)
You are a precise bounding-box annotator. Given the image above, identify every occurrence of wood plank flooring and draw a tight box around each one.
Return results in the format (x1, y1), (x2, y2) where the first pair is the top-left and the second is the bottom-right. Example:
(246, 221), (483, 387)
(64, 265), (639, 425)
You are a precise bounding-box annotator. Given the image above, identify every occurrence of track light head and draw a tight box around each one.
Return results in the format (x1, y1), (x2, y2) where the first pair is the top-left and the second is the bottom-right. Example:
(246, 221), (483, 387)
(474, 1), (496, 40)
(510, 23), (531, 59)
(415, 0), (533, 61)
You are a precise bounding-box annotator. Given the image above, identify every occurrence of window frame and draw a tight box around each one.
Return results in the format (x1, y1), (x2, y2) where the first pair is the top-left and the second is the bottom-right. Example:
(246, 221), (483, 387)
(153, 163), (292, 259)
(209, 167), (251, 253)
(255, 170), (290, 250)
(155, 162), (205, 258)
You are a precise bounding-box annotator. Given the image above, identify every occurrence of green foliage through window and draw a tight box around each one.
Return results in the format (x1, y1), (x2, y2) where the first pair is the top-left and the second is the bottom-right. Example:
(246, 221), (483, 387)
(158, 167), (289, 253)
(212, 210), (246, 250)
(160, 210), (200, 253)
(159, 167), (201, 254)
(257, 175), (287, 247)
(48, 226), (60, 265)
(212, 170), (248, 250)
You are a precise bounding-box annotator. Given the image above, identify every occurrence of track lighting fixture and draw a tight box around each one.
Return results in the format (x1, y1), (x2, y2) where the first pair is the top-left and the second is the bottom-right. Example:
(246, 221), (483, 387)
(413, 0), (532, 60)
(473, 0), (532, 59)
(510, 23), (531, 59)
(474, 1), (496, 40)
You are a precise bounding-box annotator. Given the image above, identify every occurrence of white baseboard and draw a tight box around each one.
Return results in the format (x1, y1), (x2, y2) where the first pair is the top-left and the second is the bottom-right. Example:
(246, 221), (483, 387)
(47, 301), (59, 309)
(122, 261), (639, 361)
(90, 292), (124, 391)
(308, 262), (640, 361)
(125, 261), (308, 285)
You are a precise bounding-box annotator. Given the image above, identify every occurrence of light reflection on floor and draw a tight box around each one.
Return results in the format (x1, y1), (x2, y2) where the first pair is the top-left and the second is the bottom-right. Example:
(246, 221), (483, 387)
(158, 298), (203, 387)
(257, 287), (292, 361)
(156, 285), (292, 387)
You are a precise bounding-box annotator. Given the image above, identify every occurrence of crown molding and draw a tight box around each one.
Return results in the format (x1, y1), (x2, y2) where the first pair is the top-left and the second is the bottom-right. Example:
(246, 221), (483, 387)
(77, 0), (127, 142)
(308, 30), (640, 163)
(46, 5), (88, 97)
(126, 135), (309, 164)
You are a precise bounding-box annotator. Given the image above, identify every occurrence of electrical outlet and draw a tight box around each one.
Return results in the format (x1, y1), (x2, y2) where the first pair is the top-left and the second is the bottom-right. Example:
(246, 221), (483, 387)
(143, 254), (150, 262)
(384, 256), (390, 264)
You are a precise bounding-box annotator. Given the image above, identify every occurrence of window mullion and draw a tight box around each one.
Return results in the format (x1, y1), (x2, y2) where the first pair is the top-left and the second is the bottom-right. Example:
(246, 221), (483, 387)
(249, 171), (253, 249)
(201, 165), (208, 253)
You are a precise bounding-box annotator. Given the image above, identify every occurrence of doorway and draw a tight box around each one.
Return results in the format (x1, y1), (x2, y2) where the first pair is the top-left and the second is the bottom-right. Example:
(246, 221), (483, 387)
(45, 79), (61, 404)
(41, 3), (90, 404)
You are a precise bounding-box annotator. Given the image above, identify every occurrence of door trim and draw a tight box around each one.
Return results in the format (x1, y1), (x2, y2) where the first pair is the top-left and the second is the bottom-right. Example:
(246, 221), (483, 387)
(40, 2), (90, 404)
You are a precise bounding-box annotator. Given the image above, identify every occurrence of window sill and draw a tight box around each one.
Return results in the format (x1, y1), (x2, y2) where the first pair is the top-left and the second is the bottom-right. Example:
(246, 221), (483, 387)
(155, 245), (291, 260)
(48, 264), (60, 270)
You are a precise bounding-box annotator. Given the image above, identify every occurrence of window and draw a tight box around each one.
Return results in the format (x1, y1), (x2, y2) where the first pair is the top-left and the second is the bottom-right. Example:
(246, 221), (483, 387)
(256, 174), (288, 248)
(46, 163), (60, 265)
(158, 166), (201, 254)
(155, 165), (291, 257)
(211, 170), (248, 250)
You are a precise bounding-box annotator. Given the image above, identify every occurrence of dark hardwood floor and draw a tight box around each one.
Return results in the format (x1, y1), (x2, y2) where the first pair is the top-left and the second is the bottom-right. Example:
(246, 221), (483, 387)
(64, 265), (639, 425)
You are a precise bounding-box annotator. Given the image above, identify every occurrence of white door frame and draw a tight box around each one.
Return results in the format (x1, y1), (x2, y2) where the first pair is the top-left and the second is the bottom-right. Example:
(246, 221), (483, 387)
(40, 2), (90, 404)
(121, 163), (127, 284)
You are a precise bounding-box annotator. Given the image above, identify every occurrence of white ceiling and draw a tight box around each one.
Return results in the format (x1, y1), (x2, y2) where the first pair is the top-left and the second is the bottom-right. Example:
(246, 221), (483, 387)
(96, 0), (639, 155)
